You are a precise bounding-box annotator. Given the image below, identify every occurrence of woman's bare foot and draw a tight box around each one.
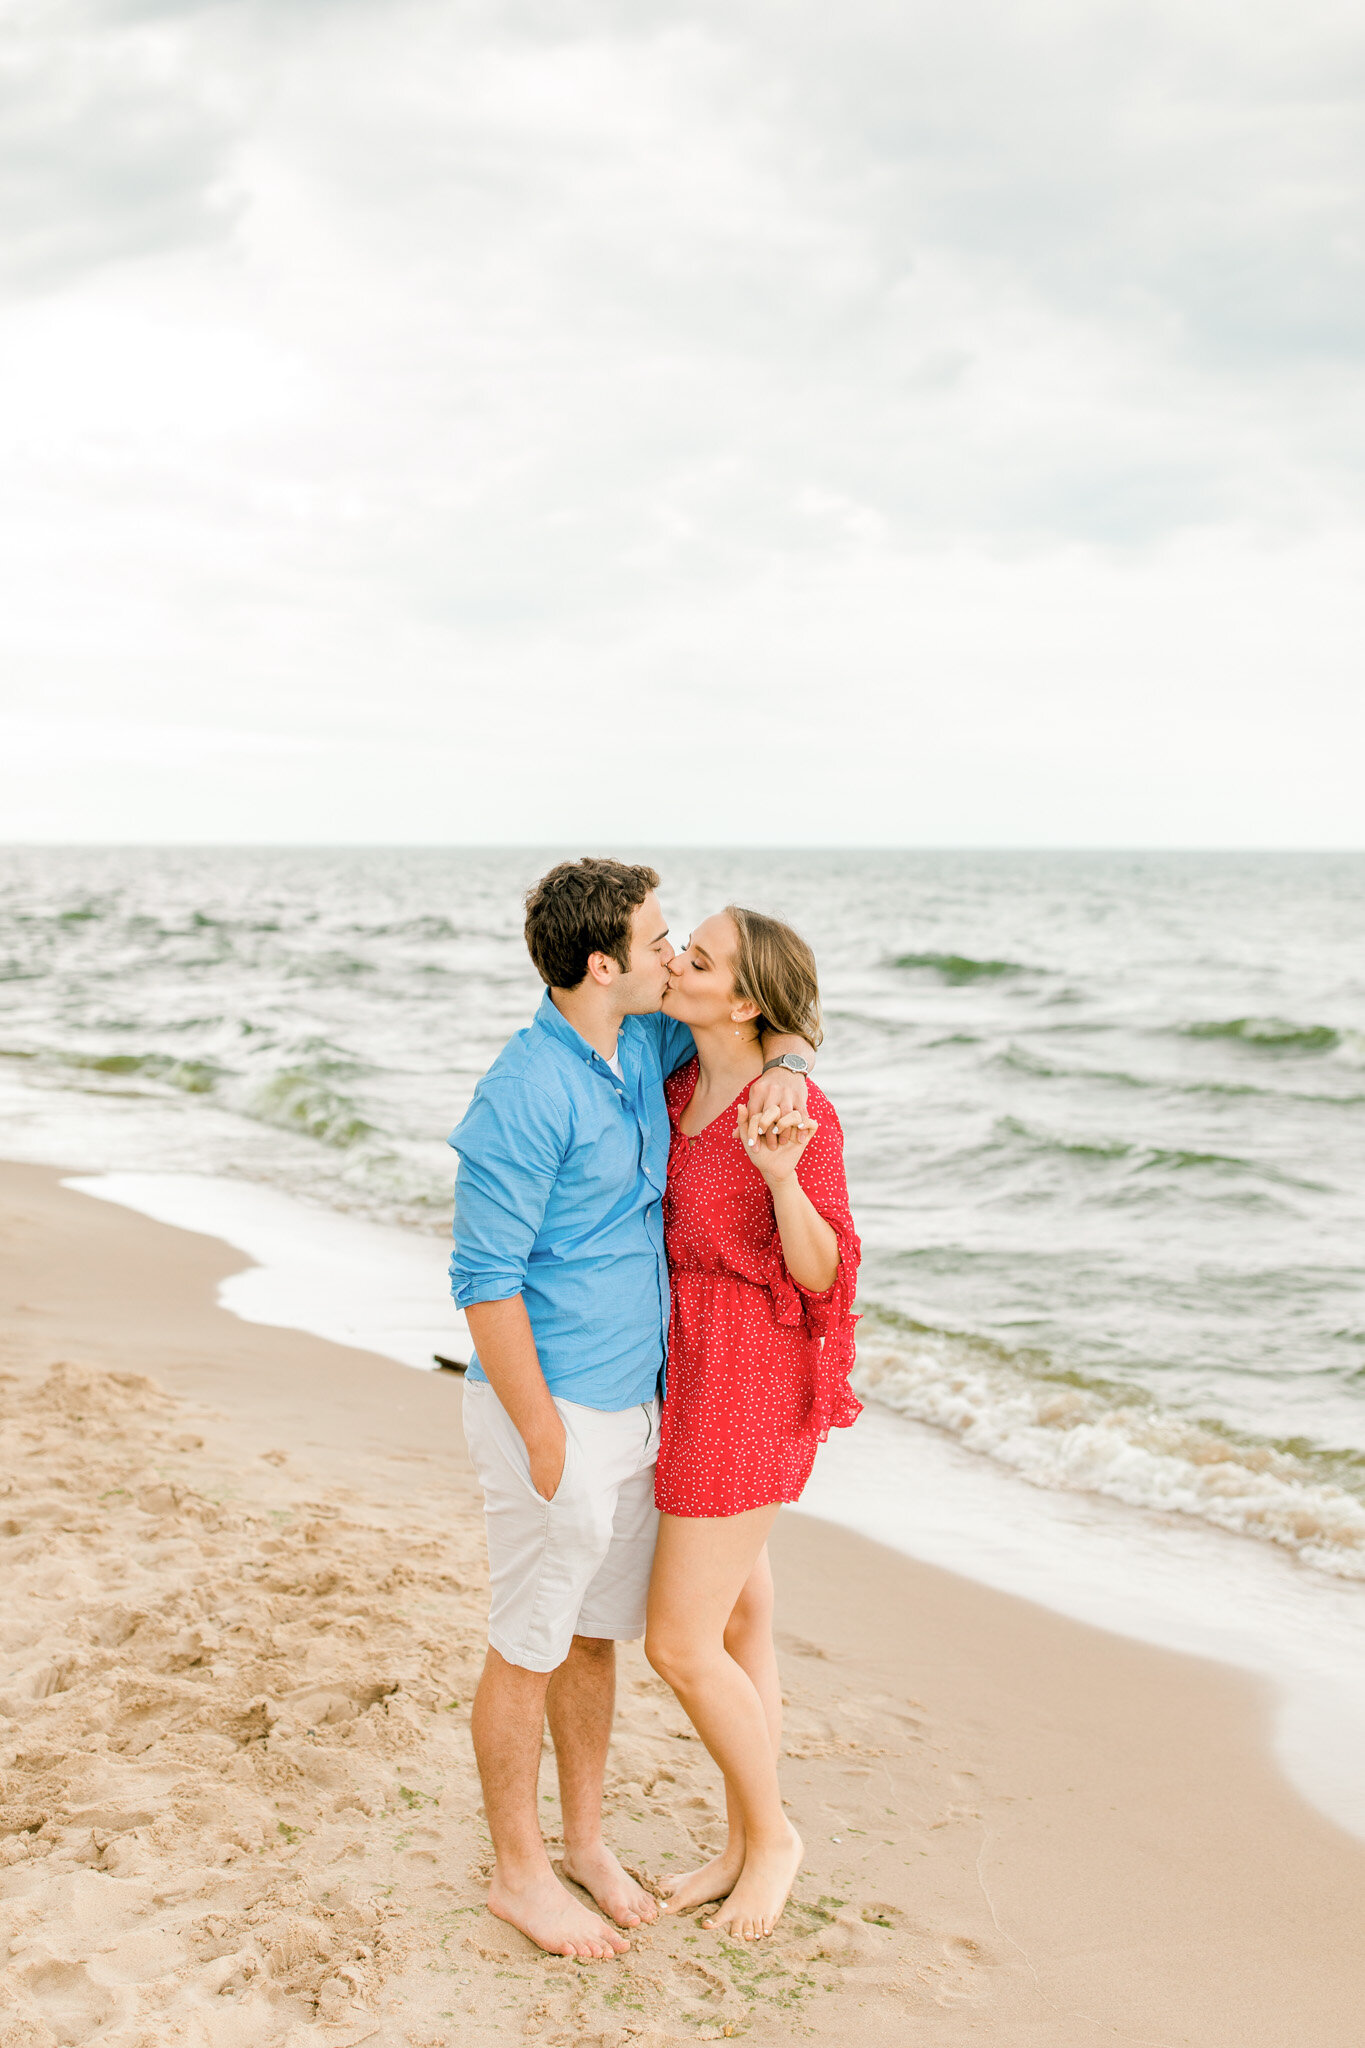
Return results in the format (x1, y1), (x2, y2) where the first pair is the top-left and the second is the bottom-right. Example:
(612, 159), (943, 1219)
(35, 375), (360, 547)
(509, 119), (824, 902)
(560, 1842), (660, 1929)
(487, 1866), (629, 1958)
(661, 1842), (745, 1915)
(702, 1825), (803, 1941)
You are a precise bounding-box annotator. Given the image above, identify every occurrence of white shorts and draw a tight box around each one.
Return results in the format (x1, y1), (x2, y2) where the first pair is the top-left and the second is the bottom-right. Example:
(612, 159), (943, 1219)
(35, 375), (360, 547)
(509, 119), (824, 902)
(462, 1377), (661, 1675)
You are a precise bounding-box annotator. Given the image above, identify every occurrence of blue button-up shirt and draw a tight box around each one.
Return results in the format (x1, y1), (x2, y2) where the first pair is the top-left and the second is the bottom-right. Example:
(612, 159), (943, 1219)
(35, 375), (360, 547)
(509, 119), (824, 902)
(448, 991), (695, 1410)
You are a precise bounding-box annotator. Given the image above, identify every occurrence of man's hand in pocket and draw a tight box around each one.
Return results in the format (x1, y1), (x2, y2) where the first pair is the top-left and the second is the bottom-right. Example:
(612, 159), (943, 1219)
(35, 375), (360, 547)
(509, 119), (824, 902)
(527, 1421), (567, 1502)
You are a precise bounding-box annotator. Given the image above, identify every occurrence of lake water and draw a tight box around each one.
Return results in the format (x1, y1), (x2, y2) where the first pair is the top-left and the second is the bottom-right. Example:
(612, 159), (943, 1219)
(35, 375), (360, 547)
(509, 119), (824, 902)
(4, 845), (1364, 1576)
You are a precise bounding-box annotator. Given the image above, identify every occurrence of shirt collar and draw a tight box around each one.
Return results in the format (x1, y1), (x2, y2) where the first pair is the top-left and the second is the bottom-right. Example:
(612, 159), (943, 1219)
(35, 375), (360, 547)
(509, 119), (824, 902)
(534, 988), (632, 1081)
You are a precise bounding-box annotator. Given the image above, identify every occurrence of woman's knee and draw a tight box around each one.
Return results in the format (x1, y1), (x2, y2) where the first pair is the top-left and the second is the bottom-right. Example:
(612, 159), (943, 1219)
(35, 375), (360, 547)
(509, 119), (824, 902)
(645, 1624), (716, 1690)
(643, 1624), (685, 1684)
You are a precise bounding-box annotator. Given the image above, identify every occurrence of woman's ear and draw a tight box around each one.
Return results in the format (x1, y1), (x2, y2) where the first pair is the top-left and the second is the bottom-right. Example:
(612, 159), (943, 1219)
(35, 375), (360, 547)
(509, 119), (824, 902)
(729, 998), (761, 1024)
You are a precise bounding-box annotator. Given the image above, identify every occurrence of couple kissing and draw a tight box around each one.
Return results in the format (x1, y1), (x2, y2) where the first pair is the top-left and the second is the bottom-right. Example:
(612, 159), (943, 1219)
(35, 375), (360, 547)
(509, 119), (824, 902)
(448, 857), (861, 1959)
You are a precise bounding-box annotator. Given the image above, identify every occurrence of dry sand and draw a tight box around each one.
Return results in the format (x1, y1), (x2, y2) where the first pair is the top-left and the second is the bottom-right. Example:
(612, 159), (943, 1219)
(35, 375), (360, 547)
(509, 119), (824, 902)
(1, 1160), (1362, 2048)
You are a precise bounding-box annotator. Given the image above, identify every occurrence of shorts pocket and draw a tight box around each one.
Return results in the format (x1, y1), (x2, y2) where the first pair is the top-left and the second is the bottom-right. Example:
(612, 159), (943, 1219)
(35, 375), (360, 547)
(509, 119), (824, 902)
(543, 1425), (576, 1507)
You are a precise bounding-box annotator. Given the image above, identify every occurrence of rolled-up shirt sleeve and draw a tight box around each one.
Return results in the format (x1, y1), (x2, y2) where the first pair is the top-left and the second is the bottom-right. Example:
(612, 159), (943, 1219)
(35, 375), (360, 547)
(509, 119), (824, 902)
(448, 1079), (569, 1308)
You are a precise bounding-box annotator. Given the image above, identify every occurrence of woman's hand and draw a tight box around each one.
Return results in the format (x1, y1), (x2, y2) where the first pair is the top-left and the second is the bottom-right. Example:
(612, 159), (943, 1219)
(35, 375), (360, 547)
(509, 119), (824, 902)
(736, 1103), (816, 1185)
(736, 1107), (839, 1285)
(744, 1065), (810, 1145)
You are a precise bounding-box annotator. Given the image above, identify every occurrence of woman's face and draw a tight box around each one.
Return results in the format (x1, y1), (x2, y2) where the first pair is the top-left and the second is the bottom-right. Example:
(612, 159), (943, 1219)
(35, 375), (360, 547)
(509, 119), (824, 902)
(663, 913), (756, 1030)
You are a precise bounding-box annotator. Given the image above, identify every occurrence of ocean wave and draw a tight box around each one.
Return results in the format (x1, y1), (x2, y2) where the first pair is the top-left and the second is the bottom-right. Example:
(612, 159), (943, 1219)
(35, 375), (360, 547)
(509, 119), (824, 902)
(995, 1115), (1130, 1162)
(890, 951), (1034, 984)
(282, 952), (377, 980)
(0, 1045), (225, 1095)
(995, 1045), (1149, 1087)
(1181, 1017), (1340, 1053)
(1, 1035), (384, 1152)
(245, 1069), (376, 1149)
(356, 915), (469, 942)
(994, 1044), (1365, 1107)
(853, 1315), (1365, 1579)
(994, 1117), (1330, 1190)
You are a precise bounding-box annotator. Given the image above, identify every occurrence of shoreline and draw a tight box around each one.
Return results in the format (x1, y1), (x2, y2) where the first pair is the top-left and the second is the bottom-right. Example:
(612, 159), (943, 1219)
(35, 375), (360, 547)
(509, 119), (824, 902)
(2, 1159), (1364, 2045)
(63, 1164), (1365, 1845)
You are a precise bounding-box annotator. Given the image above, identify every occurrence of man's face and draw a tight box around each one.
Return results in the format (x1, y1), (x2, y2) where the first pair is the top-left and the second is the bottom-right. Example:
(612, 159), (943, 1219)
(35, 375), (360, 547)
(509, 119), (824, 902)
(613, 890), (675, 1014)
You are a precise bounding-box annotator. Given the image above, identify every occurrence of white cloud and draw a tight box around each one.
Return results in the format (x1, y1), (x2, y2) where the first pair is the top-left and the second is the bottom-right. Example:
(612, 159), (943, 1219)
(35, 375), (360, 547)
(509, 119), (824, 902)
(1, 0), (1362, 843)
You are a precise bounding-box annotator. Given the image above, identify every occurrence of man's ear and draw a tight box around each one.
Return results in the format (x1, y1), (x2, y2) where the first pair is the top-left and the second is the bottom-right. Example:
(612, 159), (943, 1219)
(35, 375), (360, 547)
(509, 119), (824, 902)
(585, 951), (617, 989)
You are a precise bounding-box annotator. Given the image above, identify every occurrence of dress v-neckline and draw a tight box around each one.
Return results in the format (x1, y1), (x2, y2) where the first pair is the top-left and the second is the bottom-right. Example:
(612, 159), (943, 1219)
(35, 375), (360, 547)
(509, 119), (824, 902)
(676, 1064), (757, 1143)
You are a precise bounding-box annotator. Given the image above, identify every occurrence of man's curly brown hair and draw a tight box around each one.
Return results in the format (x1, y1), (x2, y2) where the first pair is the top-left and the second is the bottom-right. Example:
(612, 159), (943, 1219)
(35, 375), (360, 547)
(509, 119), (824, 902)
(523, 857), (661, 990)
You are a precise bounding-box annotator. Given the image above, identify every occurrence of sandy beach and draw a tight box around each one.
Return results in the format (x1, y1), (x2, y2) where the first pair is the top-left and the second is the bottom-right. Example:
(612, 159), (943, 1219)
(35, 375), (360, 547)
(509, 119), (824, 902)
(2, 1160), (1363, 2048)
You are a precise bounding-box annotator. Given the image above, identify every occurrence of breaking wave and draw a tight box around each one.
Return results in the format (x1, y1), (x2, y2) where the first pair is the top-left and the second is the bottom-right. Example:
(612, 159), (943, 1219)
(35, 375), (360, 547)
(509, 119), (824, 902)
(243, 1070), (377, 1150)
(853, 1313), (1365, 1580)
(1, 1041), (378, 1153)
(0, 1045), (225, 1095)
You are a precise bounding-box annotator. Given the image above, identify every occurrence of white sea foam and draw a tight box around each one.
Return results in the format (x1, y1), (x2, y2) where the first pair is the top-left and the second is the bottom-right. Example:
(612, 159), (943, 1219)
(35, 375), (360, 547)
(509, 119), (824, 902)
(853, 1331), (1365, 1579)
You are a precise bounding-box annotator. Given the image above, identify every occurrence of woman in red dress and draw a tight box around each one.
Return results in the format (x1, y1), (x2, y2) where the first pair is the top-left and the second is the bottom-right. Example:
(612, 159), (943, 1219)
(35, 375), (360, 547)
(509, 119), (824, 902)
(644, 905), (860, 1941)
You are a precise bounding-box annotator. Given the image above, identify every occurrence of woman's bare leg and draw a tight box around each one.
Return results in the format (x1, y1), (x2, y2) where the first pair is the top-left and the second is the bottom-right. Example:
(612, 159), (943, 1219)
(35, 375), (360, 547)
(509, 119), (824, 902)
(646, 1512), (802, 1940)
(660, 1545), (780, 1912)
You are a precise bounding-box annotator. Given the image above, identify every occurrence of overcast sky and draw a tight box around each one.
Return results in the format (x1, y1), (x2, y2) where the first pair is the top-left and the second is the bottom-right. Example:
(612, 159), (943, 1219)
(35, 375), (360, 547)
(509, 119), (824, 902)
(2, 0), (1363, 846)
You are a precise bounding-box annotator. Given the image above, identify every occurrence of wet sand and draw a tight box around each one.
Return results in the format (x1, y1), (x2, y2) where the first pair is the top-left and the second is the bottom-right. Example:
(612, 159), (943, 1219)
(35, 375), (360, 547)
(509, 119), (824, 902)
(1, 1160), (1362, 2047)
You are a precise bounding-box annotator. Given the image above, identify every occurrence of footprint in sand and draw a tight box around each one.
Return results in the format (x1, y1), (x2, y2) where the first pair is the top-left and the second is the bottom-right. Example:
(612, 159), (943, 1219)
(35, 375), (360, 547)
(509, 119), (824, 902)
(11, 1951), (122, 2042)
(912, 1928), (999, 2008)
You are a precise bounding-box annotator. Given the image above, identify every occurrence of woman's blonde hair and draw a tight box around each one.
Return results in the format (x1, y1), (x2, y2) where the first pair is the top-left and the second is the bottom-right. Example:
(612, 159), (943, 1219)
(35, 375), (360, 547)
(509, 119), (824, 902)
(725, 905), (824, 1050)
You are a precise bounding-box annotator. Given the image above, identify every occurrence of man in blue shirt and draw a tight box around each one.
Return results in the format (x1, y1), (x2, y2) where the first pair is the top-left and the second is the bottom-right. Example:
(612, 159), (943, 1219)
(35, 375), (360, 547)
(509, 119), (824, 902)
(449, 857), (812, 1961)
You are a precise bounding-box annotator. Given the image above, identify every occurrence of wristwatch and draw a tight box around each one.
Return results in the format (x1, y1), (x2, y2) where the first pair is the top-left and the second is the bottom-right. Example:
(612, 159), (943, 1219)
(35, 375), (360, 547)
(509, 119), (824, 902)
(761, 1053), (812, 1076)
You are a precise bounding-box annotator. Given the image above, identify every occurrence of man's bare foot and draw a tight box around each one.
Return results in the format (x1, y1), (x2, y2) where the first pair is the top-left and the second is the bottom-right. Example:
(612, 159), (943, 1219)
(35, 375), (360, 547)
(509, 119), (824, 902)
(661, 1843), (745, 1915)
(488, 1866), (629, 1958)
(560, 1842), (660, 1929)
(703, 1825), (804, 1941)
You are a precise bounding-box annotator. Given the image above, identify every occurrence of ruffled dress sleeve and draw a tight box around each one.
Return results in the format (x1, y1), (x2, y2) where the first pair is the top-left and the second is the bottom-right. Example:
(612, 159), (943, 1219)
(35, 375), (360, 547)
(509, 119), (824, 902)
(763, 1094), (862, 1440)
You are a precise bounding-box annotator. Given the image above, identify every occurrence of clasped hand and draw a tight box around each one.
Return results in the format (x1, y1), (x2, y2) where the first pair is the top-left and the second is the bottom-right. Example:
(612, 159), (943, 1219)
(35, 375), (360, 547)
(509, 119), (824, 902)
(735, 1100), (817, 1183)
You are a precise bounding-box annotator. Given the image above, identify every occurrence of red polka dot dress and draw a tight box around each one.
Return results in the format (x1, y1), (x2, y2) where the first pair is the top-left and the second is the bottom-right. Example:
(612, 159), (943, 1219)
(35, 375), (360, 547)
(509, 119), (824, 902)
(655, 1059), (862, 1518)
